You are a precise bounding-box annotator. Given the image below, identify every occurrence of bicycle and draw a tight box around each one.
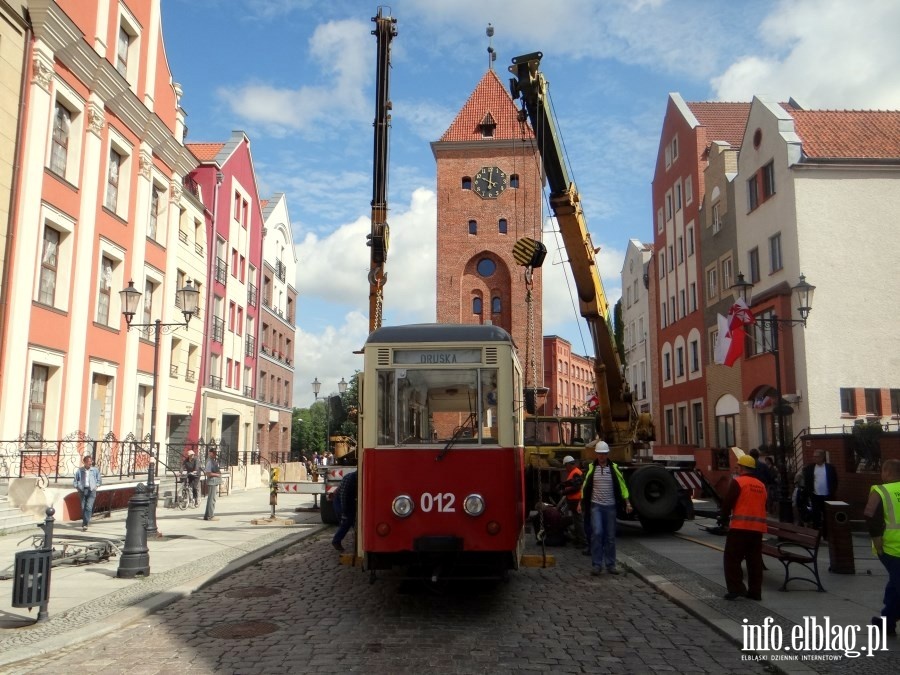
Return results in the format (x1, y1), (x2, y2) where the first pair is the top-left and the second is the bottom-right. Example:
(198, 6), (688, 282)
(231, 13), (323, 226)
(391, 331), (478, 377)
(179, 472), (199, 510)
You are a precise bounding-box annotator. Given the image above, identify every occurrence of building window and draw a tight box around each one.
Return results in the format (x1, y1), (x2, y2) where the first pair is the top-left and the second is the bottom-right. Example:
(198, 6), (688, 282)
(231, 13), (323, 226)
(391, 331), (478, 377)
(692, 402), (703, 445)
(658, 251), (665, 279)
(712, 203), (722, 233)
(678, 405), (688, 444)
(677, 236), (684, 264)
(748, 174), (759, 211)
(717, 414), (736, 447)
(657, 207), (663, 233)
(668, 245), (674, 271)
(664, 352), (671, 382)
(689, 282), (697, 313)
(105, 149), (122, 211)
(748, 247), (760, 283)
(661, 302), (667, 328)
(706, 266), (718, 301)
(136, 384), (149, 438)
(890, 389), (900, 417)
(665, 193), (673, 220)
(685, 175), (693, 205)
(149, 185), (162, 241)
(671, 136), (678, 161)
(762, 162), (776, 199)
(709, 328), (719, 363)
(840, 388), (856, 416)
(676, 347), (684, 377)
(116, 26), (130, 76)
(769, 233), (783, 272)
(97, 256), (114, 325)
(679, 290), (686, 318)
(472, 297), (482, 314)
(468, 220), (477, 235)
(687, 226), (694, 256)
(50, 102), (71, 177)
(477, 258), (495, 277)
(750, 309), (774, 356)
(721, 256), (733, 293)
(462, 176), (472, 190)
(142, 279), (154, 325)
(491, 296), (501, 313)
(865, 389), (882, 417)
(665, 409), (674, 443)
(675, 182), (682, 211)
(39, 228), (60, 306)
(690, 340), (699, 372)
(509, 174), (519, 188)
(27, 365), (49, 438)
(498, 218), (507, 234)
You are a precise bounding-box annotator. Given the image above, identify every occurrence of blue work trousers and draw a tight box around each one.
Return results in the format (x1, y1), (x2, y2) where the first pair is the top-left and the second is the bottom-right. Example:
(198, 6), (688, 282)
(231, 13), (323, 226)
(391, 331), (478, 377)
(332, 495), (355, 546)
(878, 552), (900, 628)
(590, 503), (618, 571)
(80, 489), (97, 527)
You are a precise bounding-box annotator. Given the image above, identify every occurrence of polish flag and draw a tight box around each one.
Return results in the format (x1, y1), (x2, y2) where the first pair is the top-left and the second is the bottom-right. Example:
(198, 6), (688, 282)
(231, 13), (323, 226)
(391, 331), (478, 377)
(714, 299), (755, 367)
(585, 392), (599, 412)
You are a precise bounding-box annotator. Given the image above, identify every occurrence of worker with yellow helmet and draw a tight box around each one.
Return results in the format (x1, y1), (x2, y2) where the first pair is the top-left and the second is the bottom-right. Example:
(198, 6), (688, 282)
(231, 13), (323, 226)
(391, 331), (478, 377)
(719, 453), (768, 601)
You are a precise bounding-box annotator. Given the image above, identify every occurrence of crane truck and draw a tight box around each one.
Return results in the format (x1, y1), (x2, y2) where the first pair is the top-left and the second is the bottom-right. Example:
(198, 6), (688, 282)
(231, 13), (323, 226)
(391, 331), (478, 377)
(508, 52), (713, 533)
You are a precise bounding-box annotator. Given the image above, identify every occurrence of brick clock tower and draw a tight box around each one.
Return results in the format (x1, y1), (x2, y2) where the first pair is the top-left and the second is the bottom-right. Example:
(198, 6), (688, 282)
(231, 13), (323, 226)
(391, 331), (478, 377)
(431, 69), (543, 371)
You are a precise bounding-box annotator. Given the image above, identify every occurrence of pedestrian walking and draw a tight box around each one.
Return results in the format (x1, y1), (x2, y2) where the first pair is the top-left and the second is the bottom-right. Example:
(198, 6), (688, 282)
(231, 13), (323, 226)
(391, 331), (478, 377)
(581, 439), (632, 575)
(864, 458), (900, 637)
(331, 470), (358, 552)
(73, 454), (102, 531)
(203, 448), (222, 521)
(560, 455), (586, 548)
(802, 449), (838, 533)
(720, 454), (768, 601)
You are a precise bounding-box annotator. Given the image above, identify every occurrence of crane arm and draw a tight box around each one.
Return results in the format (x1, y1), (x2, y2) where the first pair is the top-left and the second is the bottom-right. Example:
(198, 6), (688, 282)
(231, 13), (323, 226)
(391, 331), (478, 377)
(509, 52), (630, 442)
(367, 8), (397, 332)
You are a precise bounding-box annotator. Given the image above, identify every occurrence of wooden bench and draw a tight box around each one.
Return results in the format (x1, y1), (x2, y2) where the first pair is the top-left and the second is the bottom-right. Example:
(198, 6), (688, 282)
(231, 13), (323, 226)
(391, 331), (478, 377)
(761, 520), (824, 592)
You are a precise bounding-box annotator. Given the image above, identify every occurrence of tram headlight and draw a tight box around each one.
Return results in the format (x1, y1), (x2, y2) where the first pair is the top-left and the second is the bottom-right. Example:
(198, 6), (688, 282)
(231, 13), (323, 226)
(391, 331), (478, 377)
(392, 494), (414, 518)
(463, 493), (485, 517)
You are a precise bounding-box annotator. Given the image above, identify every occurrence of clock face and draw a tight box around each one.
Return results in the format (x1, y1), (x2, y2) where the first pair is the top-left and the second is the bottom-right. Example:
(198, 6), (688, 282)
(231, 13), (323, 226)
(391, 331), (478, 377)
(473, 166), (508, 199)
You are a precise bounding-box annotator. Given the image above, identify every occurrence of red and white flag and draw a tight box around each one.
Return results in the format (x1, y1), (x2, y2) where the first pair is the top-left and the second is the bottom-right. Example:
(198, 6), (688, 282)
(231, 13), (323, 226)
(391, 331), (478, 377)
(585, 392), (599, 412)
(714, 299), (755, 367)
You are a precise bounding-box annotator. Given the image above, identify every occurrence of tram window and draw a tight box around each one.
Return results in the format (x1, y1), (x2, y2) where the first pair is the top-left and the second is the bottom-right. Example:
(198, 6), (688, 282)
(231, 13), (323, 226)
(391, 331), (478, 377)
(376, 367), (500, 446)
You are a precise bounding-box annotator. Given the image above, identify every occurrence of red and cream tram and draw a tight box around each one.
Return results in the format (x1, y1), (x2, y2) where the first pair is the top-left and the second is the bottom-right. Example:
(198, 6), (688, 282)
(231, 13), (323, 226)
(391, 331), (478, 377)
(357, 324), (526, 580)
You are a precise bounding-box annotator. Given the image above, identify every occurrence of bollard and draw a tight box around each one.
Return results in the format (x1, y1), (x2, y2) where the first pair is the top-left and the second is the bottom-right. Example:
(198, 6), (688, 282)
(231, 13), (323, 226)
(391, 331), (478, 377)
(117, 483), (150, 578)
(270, 467), (280, 518)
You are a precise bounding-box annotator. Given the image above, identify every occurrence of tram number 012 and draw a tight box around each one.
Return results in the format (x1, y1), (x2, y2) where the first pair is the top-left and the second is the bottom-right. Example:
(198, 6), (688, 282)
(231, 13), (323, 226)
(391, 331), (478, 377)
(420, 492), (455, 513)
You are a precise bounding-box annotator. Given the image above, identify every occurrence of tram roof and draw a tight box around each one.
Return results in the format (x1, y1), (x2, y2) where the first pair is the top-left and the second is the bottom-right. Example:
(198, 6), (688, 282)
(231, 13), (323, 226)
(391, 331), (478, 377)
(366, 323), (514, 345)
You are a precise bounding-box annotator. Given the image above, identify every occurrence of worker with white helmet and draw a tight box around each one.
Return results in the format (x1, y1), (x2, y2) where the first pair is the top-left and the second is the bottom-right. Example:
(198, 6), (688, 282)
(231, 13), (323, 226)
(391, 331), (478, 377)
(581, 439), (632, 575)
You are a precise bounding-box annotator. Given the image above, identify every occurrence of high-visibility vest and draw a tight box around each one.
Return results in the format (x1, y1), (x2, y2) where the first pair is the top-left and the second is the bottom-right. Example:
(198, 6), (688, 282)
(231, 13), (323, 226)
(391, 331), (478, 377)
(565, 466), (583, 502)
(730, 475), (768, 532)
(871, 480), (900, 557)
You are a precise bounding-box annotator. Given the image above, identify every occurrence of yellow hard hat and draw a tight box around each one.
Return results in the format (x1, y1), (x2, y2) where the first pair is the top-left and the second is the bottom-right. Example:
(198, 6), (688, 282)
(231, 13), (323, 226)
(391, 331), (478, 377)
(738, 455), (756, 469)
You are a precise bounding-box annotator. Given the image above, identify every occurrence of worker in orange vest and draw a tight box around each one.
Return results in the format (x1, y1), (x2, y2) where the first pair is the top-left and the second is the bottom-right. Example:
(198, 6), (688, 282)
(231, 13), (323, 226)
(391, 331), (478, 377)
(560, 456), (586, 548)
(719, 454), (768, 601)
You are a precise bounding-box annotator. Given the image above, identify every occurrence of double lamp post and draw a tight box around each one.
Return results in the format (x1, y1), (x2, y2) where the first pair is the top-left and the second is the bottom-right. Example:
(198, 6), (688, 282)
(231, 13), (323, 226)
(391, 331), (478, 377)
(120, 279), (200, 537)
(730, 272), (815, 523)
(311, 376), (348, 457)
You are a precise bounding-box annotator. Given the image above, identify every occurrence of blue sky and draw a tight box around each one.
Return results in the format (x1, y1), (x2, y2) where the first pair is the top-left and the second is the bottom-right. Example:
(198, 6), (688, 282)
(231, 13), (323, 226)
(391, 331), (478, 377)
(162, 0), (900, 407)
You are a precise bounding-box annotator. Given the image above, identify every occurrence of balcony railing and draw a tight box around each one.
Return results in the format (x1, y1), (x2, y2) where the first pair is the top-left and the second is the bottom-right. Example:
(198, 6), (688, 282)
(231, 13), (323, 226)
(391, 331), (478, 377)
(275, 259), (286, 282)
(186, 369), (196, 383)
(195, 242), (204, 256)
(215, 257), (227, 285)
(248, 283), (258, 307)
(245, 335), (256, 357)
(212, 316), (225, 343)
(209, 375), (222, 390)
(170, 364), (178, 377)
(243, 385), (255, 399)
(179, 230), (188, 244)
(183, 174), (200, 199)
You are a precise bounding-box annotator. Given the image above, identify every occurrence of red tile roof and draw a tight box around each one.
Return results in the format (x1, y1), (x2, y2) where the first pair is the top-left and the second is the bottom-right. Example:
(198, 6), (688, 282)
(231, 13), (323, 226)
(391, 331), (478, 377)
(790, 110), (900, 159)
(439, 69), (533, 142)
(686, 102), (751, 149)
(186, 142), (225, 162)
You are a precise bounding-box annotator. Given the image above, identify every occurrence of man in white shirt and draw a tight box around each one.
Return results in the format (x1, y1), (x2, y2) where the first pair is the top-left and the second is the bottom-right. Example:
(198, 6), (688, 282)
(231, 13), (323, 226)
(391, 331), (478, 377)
(73, 454), (102, 531)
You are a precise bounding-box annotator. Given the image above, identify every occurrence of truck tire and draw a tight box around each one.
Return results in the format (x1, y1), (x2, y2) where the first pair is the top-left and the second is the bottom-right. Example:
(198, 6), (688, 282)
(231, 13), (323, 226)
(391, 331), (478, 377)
(638, 515), (684, 533)
(628, 465), (679, 520)
(320, 495), (339, 525)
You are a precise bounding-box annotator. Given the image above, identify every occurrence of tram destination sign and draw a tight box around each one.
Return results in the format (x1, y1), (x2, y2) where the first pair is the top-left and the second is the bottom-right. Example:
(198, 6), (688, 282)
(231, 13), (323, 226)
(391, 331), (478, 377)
(394, 348), (482, 365)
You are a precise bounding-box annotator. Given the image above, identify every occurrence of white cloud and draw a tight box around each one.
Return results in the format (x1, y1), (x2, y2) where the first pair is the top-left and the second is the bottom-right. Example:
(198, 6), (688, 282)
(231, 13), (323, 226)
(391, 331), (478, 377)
(712, 0), (900, 108)
(217, 18), (371, 133)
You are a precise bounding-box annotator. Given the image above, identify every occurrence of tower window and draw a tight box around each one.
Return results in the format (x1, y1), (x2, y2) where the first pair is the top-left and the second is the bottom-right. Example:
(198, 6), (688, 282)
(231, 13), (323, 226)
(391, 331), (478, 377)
(473, 297), (482, 314)
(492, 296), (501, 313)
(498, 218), (507, 234)
(477, 258), (496, 277)
(462, 176), (472, 190)
(510, 174), (519, 188)
(468, 220), (477, 235)
(479, 112), (496, 138)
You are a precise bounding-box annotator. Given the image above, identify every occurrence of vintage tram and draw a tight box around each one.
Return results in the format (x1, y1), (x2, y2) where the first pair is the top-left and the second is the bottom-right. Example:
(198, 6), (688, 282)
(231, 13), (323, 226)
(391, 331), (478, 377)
(357, 323), (526, 580)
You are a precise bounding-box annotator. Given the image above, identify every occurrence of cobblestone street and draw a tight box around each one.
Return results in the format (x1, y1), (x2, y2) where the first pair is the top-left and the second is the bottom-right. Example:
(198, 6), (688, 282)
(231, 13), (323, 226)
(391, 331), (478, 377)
(8, 531), (765, 674)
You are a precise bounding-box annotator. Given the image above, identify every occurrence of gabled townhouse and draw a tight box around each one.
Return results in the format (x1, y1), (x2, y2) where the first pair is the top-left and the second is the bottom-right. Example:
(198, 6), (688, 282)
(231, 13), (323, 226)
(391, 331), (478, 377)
(257, 192), (297, 463)
(542, 336), (595, 417)
(185, 132), (264, 463)
(734, 98), (900, 455)
(0, 1), (198, 455)
(620, 239), (653, 417)
(651, 94), (750, 451)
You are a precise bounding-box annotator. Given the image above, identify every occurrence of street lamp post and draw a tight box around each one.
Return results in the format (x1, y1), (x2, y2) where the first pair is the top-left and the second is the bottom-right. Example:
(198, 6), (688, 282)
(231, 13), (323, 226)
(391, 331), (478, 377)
(730, 272), (815, 523)
(120, 279), (200, 536)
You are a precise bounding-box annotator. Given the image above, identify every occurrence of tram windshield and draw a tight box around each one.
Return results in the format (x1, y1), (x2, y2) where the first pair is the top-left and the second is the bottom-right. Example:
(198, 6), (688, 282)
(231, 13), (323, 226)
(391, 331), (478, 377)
(376, 367), (499, 446)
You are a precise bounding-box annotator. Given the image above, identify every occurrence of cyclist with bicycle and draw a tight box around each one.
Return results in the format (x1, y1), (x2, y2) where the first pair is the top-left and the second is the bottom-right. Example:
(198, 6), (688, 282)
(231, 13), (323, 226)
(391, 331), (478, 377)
(181, 449), (200, 507)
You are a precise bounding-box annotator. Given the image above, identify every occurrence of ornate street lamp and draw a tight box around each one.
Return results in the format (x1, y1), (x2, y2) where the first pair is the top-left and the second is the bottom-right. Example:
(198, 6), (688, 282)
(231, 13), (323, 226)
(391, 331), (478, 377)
(730, 273), (815, 522)
(120, 279), (199, 536)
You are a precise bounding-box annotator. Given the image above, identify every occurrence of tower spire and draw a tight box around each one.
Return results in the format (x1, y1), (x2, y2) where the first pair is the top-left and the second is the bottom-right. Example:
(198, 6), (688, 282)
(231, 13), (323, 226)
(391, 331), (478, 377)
(486, 23), (496, 71)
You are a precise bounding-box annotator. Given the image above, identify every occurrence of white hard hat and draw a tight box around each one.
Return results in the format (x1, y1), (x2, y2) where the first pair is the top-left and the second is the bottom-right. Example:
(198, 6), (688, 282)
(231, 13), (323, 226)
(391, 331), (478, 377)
(595, 441), (610, 454)
(562, 455), (576, 465)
